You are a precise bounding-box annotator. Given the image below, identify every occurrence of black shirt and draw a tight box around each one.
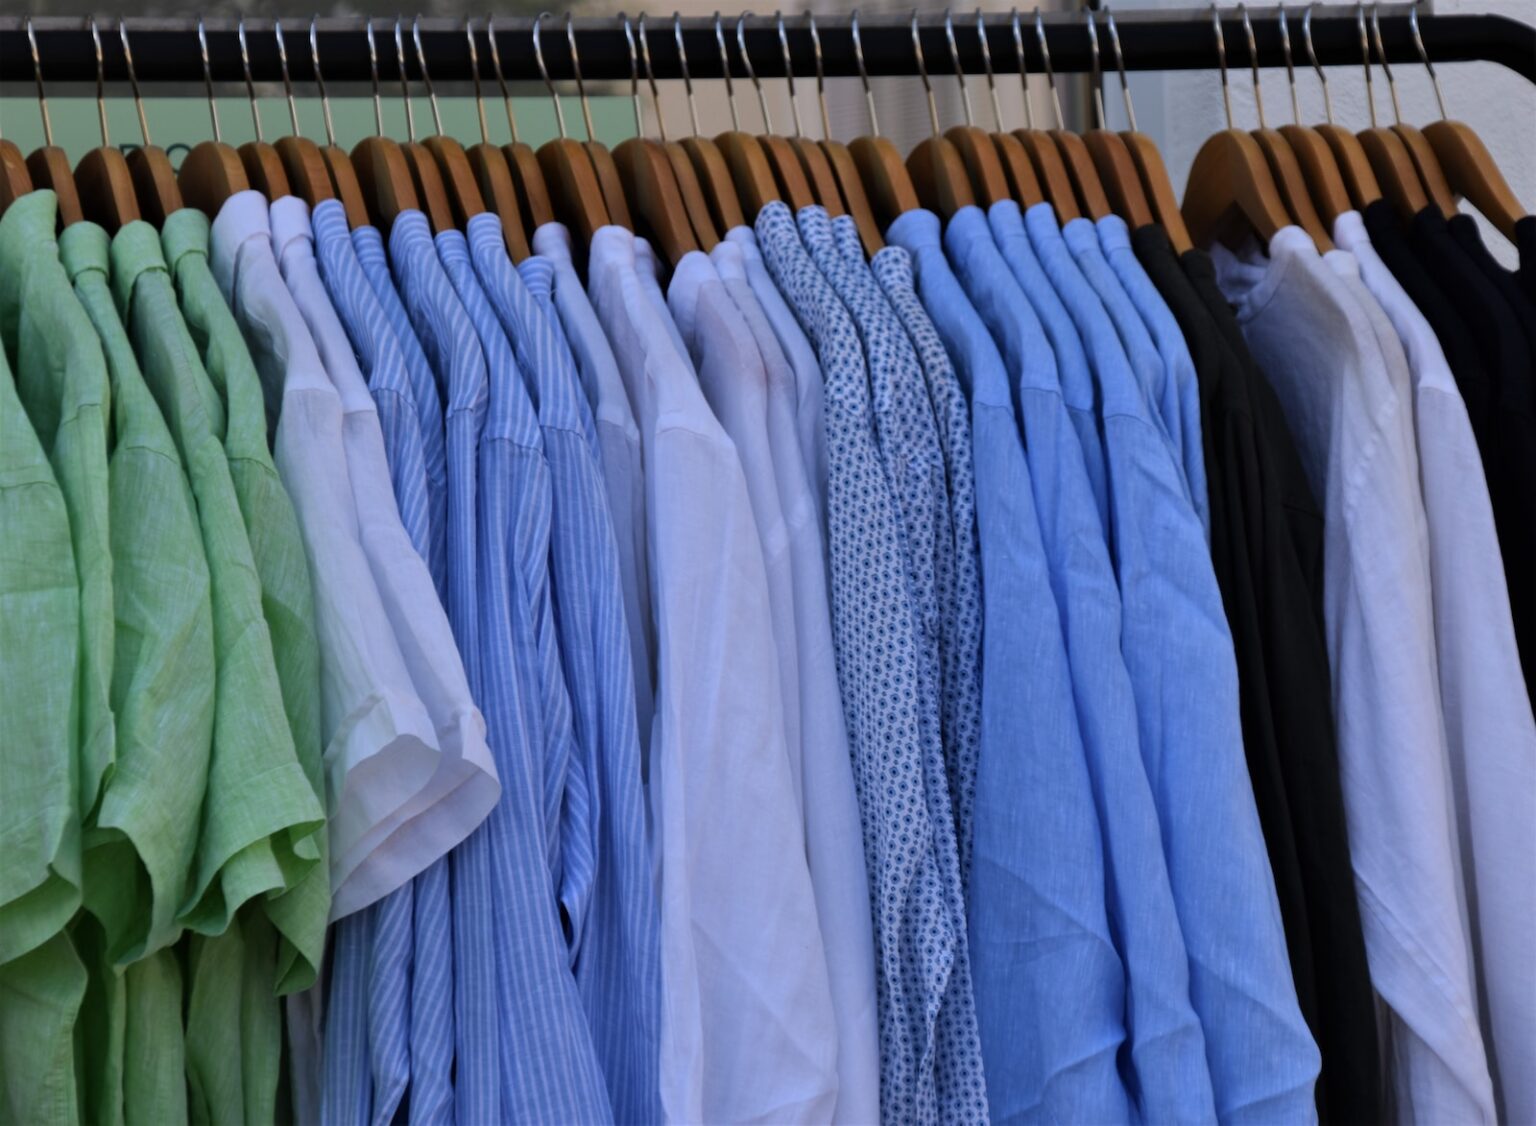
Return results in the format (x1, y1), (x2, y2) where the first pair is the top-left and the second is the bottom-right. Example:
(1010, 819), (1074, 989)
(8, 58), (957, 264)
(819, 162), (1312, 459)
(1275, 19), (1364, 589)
(1516, 214), (1536, 305)
(1133, 225), (1381, 1126)
(1398, 206), (1536, 702)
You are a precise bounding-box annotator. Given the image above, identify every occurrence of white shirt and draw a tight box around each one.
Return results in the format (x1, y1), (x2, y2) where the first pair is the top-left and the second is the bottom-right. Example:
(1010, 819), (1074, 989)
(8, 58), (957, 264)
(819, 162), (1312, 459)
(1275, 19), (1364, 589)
(1213, 227), (1496, 1124)
(269, 197), (498, 914)
(725, 227), (828, 525)
(712, 235), (882, 1126)
(531, 221), (655, 763)
(1335, 211), (1536, 1125)
(210, 191), (440, 919)
(586, 228), (837, 1125)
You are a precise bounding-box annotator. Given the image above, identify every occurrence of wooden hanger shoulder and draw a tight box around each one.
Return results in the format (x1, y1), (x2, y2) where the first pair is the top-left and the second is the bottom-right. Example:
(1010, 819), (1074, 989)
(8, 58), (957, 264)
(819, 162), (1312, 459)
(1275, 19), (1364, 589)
(1015, 129), (1080, 222)
(0, 141), (32, 216)
(26, 146), (83, 226)
(320, 145), (370, 230)
(1049, 130), (1112, 221)
(504, 142), (556, 230)
(789, 137), (846, 216)
(992, 132), (1043, 209)
(275, 136), (335, 208)
(1316, 124), (1383, 210)
(1278, 124), (1353, 228)
(614, 137), (699, 267)
(1084, 129), (1153, 229)
(468, 143), (529, 259)
(1122, 131), (1192, 252)
(1253, 127), (1334, 249)
(1424, 118), (1526, 240)
(238, 142), (291, 200)
(761, 135), (818, 212)
(665, 141), (721, 250)
(822, 139), (884, 254)
(75, 145), (139, 232)
(682, 136), (745, 234)
(424, 135), (487, 231)
(1181, 128), (1290, 250)
(401, 142), (456, 233)
(1391, 123), (1457, 218)
(718, 131), (784, 219)
(351, 135), (418, 233)
(850, 134), (921, 231)
(178, 141), (249, 218)
(585, 141), (633, 230)
(946, 125), (1010, 208)
(907, 134), (977, 220)
(1359, 125), (1430, 219)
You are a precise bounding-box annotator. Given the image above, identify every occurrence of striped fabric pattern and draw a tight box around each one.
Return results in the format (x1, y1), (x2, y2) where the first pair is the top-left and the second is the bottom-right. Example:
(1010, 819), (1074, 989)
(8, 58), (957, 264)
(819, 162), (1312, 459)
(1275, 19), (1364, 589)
(389, 211), (492, 1123)
(354, 224), (448, 596)
(310, 200), (430, 1126)
(433, 224), (613, 1123)
(468, 219), (661, 1124)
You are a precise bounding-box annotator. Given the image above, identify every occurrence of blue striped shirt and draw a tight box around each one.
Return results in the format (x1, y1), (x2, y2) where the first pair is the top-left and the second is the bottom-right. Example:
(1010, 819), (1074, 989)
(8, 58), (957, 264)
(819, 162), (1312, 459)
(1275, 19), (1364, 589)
(467, 218), (661, 1123)
(434, 224), (614, 1123)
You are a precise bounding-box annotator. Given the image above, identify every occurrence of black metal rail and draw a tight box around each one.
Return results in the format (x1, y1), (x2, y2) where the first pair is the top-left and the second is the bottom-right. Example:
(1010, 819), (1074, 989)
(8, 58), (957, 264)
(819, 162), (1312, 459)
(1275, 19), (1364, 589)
(0, 7), (1532, 94)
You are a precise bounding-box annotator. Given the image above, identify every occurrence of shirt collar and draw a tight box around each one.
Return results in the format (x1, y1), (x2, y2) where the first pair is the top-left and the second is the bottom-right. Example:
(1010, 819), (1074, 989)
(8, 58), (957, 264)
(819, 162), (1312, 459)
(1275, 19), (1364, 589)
(269, 194), (315, 261)
(709, 237), (748, 284)
(530, 220), (575, 267)
(1095, 212), (1132, 253)
(209, 189), (273, 301)
(665, 250), (715, 344)
(887, 206), (944, 256)
(58, 220), (112, 290)
(515, 254), (555, 301)
(160, 208), (214, 277)
(1331, 209), (1367, 255)
(103, 220), (171, 318)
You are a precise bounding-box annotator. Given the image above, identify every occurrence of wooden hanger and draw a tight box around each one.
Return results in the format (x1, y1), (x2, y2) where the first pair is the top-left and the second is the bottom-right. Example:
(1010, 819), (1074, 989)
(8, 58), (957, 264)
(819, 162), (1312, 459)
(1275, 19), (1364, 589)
(939, 11), (1010, 209)
(974, 13), (1043, 208)
(482, 15), (554, 242)
(614, 15), (701, 266)
(1269, 6), (1354, 229)
(116, 21), (182, 226)
(271, 20), (335, 209)
(1081, 10), (1154, 230)
(178, 18), (251, 217)
(456, 20), (527, 256)
(847, 11), (923, 231)
(904, 13), (980, 220)
(411, 17), (489, 234)
(1030, 11), (1110, 220)
(233, 19), (291, 200)
(1233, 5), (1332, 248)
(1361, 6), (1455, 217)
(567, 16), (632, 230)
(636, 14), (720, 247)
(800, 13), (882, 254)
(351, 21), (420, 233)
(532, 12), (612, 250)
(732, 14), (817, 214)
(713, 12), (791, 219)
(669, 14), (745, 235)
(22, 19), (83, 227)
(73, 18), (140, 233)
(0, 138), (31, 217)
(772, 12), (846, 217)
(1010, 11), (1079, 221)
(1407, 5), (1522, 233)
(1348, 6), (1426, 221)
(386, 20), (454, 234)
(1181, 8), (1293, 250)
(304, 19), (368, 229)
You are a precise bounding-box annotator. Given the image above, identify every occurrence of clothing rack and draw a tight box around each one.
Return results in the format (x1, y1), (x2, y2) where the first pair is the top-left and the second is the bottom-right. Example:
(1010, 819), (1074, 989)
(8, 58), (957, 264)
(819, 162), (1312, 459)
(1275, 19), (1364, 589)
(1, 6), (1533, 98)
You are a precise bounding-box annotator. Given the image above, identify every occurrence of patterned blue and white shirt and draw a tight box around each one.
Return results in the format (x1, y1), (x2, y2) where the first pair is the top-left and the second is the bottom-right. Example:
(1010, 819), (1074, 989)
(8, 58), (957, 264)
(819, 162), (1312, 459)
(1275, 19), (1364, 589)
(756, 202), (988, 1126)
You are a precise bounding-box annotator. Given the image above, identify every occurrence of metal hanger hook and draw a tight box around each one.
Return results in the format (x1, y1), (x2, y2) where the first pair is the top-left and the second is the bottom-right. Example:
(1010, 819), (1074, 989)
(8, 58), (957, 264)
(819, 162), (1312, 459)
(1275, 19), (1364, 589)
(412, 15), (443, 136)
(1407, 4), (1447, 119)
(715, 12), (740, 131)
(394, 17), (416, 144)
(237, 16), (263, 142)
(944, 9), (975, 128)
(313, 17), (338, 147)
(776, 11), (804, 139)
(675, 12), (701, 137)
(1085, 9), (1105, 131)
(196, 15), (220, 142)
(738, 12), (773, 134)
(1035, 8), (1064, 129)
(1277, 6), (1301, 125)
(1301, 4), (1334, 124)
(620, 12), (643, 136)
(1104, 6), (1137, 132)
(89, 17), (109, 147)
(1369, 4), (1403, 124)
(807, 12), (833, 141)
(1011, 8), (1035, 129)
(465, 18), (489, 146)
(851, 9), (879, 137)
(912, 9), (942, 138)
(976, 9), (1003, 132)
(120, 19), (152, 147)
(365, 20), (384, 136)
(275, 18), (303, 137)
(1238, 3), (1265, 128)
(638, 13), (667, 142)
(570, 14), (596, 140)
(532, 12), (567, 138)
(486, 16), (520, 143)
(1357, 2), (1377, 127)
(1212, 4), (1233, 130)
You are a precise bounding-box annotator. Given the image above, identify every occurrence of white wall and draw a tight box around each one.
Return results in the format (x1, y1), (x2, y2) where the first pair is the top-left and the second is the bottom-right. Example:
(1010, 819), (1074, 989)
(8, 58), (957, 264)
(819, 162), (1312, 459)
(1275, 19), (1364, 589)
(1115, 0), (1536, 265)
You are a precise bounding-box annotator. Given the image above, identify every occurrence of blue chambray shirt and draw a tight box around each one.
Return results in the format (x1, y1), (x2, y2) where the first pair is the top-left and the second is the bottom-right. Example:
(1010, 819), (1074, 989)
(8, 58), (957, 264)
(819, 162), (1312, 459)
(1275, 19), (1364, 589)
(944, 204), (1218, 1123)
(353, 222), (447, 596)
(866, 242), (984, 901)
(986, 202), (1111, 531)
(1057, 219), (1322, 1124)
(1096, 215), (1210, 535)
(466, 217), (662, 1125)
(756, 202), (988, 1126)
(889, 207), (1133, 1126)
(311, 199), (431, 1126)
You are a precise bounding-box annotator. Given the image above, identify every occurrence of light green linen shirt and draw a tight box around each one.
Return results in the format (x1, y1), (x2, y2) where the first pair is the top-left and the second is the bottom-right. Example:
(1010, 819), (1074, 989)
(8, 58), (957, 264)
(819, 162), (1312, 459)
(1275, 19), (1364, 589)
(162, 210), (329, 996)
(0, 189), (114, 846)
(0, 314), (87, 1126)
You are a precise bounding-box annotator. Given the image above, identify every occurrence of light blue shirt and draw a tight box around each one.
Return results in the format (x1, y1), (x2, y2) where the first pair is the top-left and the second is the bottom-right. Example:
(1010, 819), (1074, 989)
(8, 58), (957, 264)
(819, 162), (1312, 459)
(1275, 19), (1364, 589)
(1029, 210), (1319, 1122)
(1097, 215), (1209, 533)
(889, 206), (1132, 1126)
(867, 242), (984, 900)
(467, 217), (661, 1125)
(987, 201), (1110, 530)
(353, 222), (447, 596)
(311, 199), (430, 1126)
(945, 203), (1218, 1123)
(757, 201), (988, 1126)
